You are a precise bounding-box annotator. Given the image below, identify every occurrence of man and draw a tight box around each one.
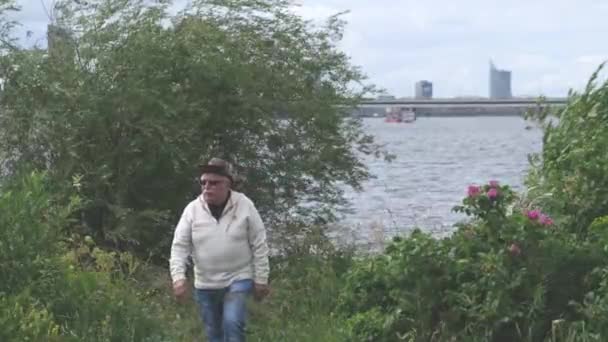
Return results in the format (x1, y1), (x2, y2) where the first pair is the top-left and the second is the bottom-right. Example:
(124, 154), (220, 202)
(170, 158), (270, 342)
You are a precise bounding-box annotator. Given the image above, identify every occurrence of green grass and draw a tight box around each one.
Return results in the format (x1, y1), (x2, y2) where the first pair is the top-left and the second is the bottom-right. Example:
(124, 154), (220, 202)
(137, 253), (350, 342)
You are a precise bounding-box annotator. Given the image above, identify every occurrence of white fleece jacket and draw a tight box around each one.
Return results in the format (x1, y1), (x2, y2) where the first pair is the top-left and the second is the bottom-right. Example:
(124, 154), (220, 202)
(169, 191), (270, 289)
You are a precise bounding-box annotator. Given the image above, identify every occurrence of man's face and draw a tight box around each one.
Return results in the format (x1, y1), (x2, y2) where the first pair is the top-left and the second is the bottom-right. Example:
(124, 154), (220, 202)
(200, 173), (231, 205)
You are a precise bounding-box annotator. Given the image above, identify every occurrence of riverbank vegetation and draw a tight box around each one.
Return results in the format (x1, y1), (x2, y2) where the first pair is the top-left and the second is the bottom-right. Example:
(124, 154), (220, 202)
(2, 0), (608, 341)
(0, 0), (378, 340)
(335, 66), (608, 341)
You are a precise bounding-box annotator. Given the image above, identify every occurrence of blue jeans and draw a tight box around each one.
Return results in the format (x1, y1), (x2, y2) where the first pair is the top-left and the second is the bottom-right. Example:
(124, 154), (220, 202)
(194, 279), (253, 342)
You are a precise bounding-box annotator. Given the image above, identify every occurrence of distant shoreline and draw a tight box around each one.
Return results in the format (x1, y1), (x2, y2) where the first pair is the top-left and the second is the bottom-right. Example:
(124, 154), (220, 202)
(363, 112), (526, 118)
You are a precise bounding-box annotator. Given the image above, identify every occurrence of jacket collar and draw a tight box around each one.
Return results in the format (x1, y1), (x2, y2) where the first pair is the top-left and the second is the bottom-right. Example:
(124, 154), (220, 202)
(199, 191), (238, 217)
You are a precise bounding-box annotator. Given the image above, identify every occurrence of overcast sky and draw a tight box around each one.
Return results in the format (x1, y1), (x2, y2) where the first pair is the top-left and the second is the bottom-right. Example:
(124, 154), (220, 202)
(9, 0), (608, 98)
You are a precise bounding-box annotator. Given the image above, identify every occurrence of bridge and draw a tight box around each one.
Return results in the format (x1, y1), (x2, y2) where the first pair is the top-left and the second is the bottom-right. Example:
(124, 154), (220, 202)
(353, 97), (568, 117)
(359, 97), (568, 107)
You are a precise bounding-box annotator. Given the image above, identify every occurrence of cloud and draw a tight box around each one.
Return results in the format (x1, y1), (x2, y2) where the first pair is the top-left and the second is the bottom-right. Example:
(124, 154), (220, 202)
(293, 0), (608, 97)
(577, 55), (607, 65)
(9, 1), (51, 46)
(290, 3), (338, 22)
(8, 0), (608, 97)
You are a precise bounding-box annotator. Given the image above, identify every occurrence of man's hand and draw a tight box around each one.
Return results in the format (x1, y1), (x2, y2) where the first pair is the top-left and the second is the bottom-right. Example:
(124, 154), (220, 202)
(253, 283), (271, 301)
(173, 279), (189, 303)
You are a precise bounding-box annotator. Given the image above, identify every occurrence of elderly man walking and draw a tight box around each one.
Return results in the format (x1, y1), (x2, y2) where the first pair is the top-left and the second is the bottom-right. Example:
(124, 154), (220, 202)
(170, 158), (270, 342)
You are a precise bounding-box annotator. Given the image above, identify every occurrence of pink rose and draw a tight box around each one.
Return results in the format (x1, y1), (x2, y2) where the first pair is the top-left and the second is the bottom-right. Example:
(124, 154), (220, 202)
(527, 210), (540, 220)
(489, 180), (500, 188)
(508, 243), (521, 256)
(467, 185), (481, 197)
(539, 214), (554, 226)
(487, 188), (498, 200)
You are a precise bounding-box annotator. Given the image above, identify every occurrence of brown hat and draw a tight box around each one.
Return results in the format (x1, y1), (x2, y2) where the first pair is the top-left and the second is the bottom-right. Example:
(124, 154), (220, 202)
(199, 157), (235, 182)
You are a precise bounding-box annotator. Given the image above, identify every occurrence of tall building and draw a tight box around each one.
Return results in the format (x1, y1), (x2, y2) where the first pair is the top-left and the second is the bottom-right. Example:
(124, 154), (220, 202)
(415, 80), (433, 99)
(377, 94), (396, 101)
(489, 61), (512, 99)
(47, 24), (75, 64)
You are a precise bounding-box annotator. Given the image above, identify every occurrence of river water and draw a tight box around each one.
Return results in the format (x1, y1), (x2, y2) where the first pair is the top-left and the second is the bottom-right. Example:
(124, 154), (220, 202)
(338, 116), (543, 246)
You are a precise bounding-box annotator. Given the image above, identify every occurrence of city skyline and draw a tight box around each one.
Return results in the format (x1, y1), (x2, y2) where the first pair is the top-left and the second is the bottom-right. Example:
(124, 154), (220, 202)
(489, 61), (512, 99)
(292, 0), (608, 98)
(415, 80), (433, 99)
(7, 0), (608, 98)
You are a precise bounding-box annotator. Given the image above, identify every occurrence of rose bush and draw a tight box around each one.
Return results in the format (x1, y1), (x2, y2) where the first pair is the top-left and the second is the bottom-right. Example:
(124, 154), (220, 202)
(338, 181), (602, 341)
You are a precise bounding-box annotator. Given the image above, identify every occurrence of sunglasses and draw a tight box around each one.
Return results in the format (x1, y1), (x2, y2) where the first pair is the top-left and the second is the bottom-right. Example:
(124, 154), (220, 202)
(199, 179), (223, 187)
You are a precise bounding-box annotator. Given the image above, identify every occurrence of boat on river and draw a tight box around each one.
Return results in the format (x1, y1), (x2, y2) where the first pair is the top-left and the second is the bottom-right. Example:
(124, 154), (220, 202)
(385, 106), (416, 123)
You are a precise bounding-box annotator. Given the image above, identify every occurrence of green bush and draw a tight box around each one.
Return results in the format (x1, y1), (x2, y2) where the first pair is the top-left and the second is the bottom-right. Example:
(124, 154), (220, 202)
(0, 0), (388, 259)
(0, 172), (180, 341)
(0, 171), (77, 296)
(0, 295), (61, 342)
(526, 63), (608, 236)
(546, 216), (608, 340)
(0, 171), (353, 341)
(336, 64), (608, 341)
(44, 265), (169, 341)
(338, 182), (603, 341)
(247, 229), (353, 341)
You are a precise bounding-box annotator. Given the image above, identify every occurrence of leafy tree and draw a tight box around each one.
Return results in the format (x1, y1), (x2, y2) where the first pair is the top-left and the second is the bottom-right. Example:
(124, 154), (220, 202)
(525, 63), (608, 236)
(0, 0), (388, 258)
